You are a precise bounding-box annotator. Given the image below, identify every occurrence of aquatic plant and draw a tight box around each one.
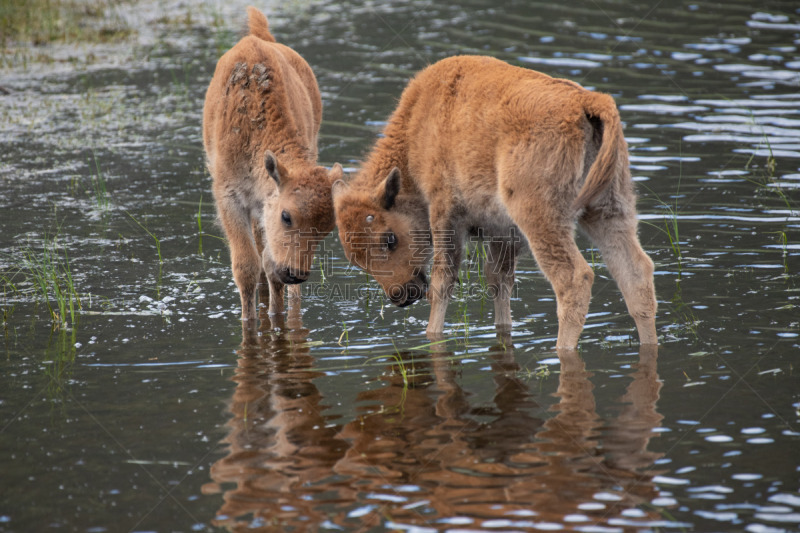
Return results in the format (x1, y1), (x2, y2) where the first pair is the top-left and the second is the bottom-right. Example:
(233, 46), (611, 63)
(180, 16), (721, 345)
(1, 272), (18, 331)
(747, 159), (794, 216)
(1, 0), (132, 57)
(337, 321), (349, 349)
(1, 235), (82, 329)
(743, 108), (796, 217)
(741, 123), (795, 276)
(194, 195), (227, 256)
(521, 364), (551, 381)
(367, 341), (414, 390)
(458, 239), (489, 298)
(641, 180), (683, 279)
(44, 325), (79, 400)
(315, 253), (327, 286)
(744, 111), (777, 180)
(661, 197), (683, 278)
(450, 240), (492, 337)
(773, 230), (789, 274)
(667, 281), (699, 342)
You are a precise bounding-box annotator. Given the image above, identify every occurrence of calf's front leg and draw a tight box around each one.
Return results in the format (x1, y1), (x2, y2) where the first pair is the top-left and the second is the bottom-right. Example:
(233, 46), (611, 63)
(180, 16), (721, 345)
(426, 219), (464, 339)
(216, 195), (261, 322)
(261, 251), (286, 315)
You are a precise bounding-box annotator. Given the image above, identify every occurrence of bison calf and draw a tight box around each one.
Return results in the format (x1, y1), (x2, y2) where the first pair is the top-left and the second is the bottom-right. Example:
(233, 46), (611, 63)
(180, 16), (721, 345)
(203, 7), (341, 323)
(333, 55), (657, 349)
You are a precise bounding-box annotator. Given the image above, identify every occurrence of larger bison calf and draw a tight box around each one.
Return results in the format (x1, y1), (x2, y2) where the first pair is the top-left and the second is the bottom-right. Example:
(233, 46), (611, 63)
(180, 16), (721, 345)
(203, 7), (341, 323)
(333, 55), (657, 349)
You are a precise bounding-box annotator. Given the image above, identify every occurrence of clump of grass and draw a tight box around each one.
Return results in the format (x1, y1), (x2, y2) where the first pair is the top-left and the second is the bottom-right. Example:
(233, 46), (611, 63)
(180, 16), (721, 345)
(661, 198), (682, 277)
(314, 248), (329, 287)
(641, 181), (683, 279)
(365, 342), (413, 383)
(745, 112), (778, 179)
(27, 239), (80, 329)
(90, 151), (109, 211)
(458, 240), (489, 299)
(1, 0), (132, 47)
(1, 235), (82, 329)
(44, 325), (79, 399)
(746, 151), (794, 215)
(1, 273), (18, 331)
(668, 281), (699, 341)
(521, 364), (551, 381)
(337, 321), (349, 350)
(193, 194), (227, 256)
(772, 230), (789, 274)
(744, 110), (796, 216)
(741, 125), (796, 275)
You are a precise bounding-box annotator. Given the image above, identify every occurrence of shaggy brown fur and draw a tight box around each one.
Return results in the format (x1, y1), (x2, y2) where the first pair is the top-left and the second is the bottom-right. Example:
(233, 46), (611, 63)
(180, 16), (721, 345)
(204, 6), (342, 322)
(333, 55), (657, 349)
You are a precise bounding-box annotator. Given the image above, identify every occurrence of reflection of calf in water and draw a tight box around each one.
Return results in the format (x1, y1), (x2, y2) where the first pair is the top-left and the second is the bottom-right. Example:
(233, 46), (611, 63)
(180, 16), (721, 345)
(531, 346), (664, 524)
(207, 307), (349, 528)
(209, 321), (665, 530)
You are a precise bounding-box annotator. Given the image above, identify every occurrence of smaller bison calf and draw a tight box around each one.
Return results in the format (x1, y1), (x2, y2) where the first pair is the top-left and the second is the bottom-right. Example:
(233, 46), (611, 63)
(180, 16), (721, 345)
(203, 7), (341, 323)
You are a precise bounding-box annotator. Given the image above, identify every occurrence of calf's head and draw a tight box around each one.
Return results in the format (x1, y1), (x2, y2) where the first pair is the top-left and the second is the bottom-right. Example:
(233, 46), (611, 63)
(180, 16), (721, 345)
(332, 167), (431, 307)
(264, 151), (341, 284)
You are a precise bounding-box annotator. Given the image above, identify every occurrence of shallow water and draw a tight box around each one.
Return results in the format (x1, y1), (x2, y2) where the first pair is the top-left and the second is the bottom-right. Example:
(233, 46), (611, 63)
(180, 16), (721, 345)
(1, 0), (798, 531)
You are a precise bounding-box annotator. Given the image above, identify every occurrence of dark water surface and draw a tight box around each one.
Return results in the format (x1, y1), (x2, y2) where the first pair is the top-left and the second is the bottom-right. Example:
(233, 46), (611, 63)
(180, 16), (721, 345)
(1, 0), (798, 531)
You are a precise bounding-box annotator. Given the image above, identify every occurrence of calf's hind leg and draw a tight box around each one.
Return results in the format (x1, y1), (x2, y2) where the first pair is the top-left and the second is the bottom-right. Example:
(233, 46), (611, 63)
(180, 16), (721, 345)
(579, 211), (658, 344)
(506, 203), (594, 349)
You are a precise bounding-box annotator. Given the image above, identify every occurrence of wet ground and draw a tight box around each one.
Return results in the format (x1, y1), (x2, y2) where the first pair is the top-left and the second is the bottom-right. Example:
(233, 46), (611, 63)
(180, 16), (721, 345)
(1, 0), (798, 531)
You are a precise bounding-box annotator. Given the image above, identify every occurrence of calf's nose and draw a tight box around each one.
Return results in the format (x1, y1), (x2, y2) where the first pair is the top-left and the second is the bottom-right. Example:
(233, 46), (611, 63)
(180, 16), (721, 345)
(277, 266), (309, 284)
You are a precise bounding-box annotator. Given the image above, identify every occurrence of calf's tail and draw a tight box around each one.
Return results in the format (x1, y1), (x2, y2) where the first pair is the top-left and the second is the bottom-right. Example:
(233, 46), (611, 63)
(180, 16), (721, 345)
(247, 6), (276, 42)
(571, 91), (628, 213)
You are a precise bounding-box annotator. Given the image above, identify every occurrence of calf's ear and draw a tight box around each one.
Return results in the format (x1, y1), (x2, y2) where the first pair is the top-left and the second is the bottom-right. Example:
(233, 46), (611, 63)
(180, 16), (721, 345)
(328, 163), (344, 184)
(331, 179), (348, 203)
(380, 167), (401, 210)
(265, 151), (281, 185)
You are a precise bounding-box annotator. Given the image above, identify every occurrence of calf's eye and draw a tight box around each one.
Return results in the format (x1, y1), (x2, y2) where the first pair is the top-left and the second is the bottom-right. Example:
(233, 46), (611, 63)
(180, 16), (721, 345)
(281, 210), (292, 227)
(386, 232), (397, 251)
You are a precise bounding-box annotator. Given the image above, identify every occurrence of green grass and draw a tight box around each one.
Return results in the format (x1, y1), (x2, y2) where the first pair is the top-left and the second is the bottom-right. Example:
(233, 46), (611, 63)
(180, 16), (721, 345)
(771, 230), (789, 274)
(1, 0), (132, 47)
(338, 321), (350, 350)
(459, 240), (489, 299)
(520, 364), (551, 381)
(450, 240), (491, 337)
(744, 109), (796, 216)
(742, 125), (795, 275)
(641, 180), (683, 279)
(365, 340), (415, 407)
(668, 280), (699, 341)
(1, 271), (18, 330)
(194, 194), (227, 255)
(44, 325), (79, 399)
(1, 234), (82, 329)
